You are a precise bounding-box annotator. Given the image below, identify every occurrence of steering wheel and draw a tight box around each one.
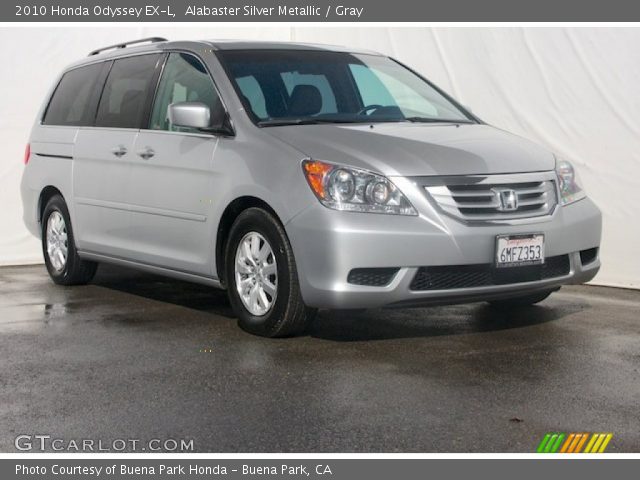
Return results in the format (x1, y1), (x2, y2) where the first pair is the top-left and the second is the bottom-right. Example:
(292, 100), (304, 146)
(357, 104), (385, 116)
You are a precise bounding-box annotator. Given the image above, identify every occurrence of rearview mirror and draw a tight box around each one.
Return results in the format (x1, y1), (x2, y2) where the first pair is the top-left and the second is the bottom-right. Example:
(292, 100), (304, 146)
(168, 102), (234, 136)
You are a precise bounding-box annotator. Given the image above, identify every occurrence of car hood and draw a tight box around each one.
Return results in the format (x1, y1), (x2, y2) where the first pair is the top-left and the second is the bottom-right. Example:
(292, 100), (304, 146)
(265, 123), (556, 177)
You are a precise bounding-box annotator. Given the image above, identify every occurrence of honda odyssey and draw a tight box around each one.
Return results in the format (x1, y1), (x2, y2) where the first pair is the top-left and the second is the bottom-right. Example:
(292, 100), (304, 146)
(21, 37), (602, 336)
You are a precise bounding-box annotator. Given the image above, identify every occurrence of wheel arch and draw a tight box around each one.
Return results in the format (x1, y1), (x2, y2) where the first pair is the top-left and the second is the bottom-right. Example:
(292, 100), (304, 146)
(38, 186), (65, 224)
(216, 196), (284, 285)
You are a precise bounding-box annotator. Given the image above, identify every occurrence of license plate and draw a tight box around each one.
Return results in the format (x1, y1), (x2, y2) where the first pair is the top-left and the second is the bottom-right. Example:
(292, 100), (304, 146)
(495, 234), (544, 268)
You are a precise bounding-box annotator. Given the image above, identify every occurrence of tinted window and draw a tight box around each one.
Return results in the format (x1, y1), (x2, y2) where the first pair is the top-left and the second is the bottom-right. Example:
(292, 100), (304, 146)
(220, 50), (471, 125)
(150, 53), (223, 132)
(96, 54), (161, 129)
(280, 71), (337, 114)
(235, 75), (267, 118)
(350, 64), (439, 117)
(43, 63), (105, 126)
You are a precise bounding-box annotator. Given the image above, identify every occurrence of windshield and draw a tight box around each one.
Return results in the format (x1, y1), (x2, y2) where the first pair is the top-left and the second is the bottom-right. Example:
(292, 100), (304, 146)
(218, 50), (474, 126)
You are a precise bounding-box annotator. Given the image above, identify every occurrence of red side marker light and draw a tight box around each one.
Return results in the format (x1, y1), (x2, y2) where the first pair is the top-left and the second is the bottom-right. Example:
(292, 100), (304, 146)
(23, 144), (30, 165)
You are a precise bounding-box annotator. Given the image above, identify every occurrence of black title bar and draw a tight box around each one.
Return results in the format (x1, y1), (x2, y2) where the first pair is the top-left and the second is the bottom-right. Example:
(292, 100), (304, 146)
(5, 0), (640, 22)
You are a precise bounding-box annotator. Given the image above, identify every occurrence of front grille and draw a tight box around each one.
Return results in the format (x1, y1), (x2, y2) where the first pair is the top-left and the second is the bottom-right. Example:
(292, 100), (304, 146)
(423, 173), (557, 222)
(410, 255), (570, 291)
(348, 268), (399, 287)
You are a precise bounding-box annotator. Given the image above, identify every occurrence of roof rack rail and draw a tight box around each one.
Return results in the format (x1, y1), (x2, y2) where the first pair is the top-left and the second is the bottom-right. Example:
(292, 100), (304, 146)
(88, 37), (168, 56)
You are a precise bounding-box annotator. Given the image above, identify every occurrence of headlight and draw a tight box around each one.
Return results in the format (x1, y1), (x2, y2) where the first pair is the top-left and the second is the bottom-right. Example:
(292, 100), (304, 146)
(555, 157), (586, 205)
(302, 160), (417, 215)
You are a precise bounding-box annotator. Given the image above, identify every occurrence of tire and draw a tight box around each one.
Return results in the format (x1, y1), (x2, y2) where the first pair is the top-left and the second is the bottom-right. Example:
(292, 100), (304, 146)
(42, 194), (97, 285)
(488, 289), (556, 309)
(224, 207), (316, 337)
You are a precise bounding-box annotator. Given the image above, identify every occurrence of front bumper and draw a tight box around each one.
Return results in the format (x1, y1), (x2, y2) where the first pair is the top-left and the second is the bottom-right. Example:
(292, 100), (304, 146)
(285, 196), (602, 309)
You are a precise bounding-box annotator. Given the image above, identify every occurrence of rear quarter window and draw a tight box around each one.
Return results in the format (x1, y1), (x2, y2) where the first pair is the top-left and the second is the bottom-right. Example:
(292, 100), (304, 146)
(43, 63), (105, 126)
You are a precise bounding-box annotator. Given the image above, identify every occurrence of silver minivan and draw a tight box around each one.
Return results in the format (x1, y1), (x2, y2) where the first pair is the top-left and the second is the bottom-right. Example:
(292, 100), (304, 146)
(21, 37), (602, 337)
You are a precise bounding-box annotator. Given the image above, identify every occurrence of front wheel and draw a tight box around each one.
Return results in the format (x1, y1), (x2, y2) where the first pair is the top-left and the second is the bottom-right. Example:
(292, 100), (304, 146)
(488, 289), (556, 309)
(224, 207), (316, 337)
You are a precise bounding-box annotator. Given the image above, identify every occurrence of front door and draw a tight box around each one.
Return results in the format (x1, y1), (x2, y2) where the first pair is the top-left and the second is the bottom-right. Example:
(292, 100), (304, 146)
(127, 52), (224, 275)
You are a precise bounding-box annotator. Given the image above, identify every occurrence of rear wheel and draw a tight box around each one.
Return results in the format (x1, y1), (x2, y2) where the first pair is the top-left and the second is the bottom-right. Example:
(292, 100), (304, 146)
(42, 194), (97, 285)
(488, 289), (555, 309)
(224, 207), (316, 337)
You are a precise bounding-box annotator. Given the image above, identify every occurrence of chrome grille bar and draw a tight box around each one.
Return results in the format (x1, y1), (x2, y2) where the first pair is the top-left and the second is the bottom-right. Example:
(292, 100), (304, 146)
(421, 172), (558, 222)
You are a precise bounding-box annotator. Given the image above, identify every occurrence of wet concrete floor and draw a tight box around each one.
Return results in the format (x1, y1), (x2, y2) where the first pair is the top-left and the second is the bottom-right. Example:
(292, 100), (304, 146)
(1, 264), (638, 452)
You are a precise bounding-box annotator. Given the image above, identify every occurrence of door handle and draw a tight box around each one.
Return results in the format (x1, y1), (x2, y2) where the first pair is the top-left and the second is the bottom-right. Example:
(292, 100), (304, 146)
(111, 145), (127, 157)
(137, 147), (155, 160)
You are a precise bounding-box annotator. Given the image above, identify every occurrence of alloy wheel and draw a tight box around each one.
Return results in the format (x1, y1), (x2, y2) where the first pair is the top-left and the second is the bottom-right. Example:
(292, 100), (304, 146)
(234, 232), (278, 316)
(46, 211), (68, 272)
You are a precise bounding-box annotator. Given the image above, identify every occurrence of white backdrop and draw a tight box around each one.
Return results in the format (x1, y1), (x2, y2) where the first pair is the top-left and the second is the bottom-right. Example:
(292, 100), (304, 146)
(1, 27), (638, 288)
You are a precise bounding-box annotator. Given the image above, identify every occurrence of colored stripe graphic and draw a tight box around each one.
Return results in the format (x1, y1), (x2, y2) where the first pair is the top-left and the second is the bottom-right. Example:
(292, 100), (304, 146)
(574, 433), (589, 453)
(537, 433), (612, 453)
(560, 433), (575, 453)
(536, 433), (552, 453)
(536, 433), (565, 453)
(544, 434), (558, 453)
(550, 433), (565, 453)
(598, 434), (613, 453)
(584, 433), (598, 453)
(584, 433), (614, 453)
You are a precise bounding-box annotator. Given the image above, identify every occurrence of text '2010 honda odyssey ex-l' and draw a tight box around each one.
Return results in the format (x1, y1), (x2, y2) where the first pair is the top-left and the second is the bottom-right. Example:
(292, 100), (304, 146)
(21, 38), (602, 337)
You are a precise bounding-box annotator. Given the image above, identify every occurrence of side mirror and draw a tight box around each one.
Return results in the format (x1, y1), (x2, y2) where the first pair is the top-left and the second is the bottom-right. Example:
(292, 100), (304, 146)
(168, 102), (211, 129)
(168, 102), (234, 136)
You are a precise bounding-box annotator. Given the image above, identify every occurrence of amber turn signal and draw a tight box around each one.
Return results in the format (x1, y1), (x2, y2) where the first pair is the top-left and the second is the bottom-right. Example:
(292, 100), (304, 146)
(302, 160), (333, 200)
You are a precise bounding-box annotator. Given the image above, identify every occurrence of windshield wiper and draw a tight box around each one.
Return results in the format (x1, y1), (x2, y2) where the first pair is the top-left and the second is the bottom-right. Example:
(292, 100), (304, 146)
(404, 117), (474, 124)
(258, 118), (367, 127)
(258, 117), (472, 127)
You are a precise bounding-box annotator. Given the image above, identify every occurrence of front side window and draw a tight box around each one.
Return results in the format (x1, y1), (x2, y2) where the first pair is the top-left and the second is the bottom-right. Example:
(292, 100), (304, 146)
(43, 63), (105, 126)
(95, 54), (161, 129)
(150, 53), (223, 133)
(219, 50), (472, 126)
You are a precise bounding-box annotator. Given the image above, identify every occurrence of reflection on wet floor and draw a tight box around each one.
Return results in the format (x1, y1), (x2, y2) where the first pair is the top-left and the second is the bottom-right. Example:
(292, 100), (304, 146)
(0, 263), (589, 338)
